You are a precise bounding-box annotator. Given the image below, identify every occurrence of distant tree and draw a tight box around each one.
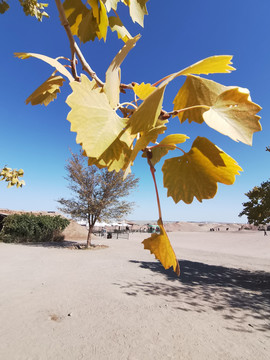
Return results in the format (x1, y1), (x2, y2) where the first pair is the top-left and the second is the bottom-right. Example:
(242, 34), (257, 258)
(239, 179), (270, 225)
(57, 152), (139, 247)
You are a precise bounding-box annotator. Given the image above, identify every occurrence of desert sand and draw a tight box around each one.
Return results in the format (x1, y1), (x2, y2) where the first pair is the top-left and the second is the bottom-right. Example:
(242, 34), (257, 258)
(0, 227), (269, 360)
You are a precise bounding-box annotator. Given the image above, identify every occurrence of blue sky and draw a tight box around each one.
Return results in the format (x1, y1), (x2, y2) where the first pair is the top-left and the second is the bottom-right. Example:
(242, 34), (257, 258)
(0, 0), (269, 223)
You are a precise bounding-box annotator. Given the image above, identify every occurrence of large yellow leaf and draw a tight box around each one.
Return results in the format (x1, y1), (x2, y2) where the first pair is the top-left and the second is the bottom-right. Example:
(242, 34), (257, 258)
(162, 137), (242, 204)
(133, 82), (156, 100)
(108, 16), (132, 43)
(14, 52), (73, 82)
(173, 75), (227, 124)
(128, 85), (166, 134)
(142, 219), (180, 276)
(26, 75), (65, 106)
(87, 129), (135, 172)
(104, 35), (140, 107)
(66, 75), (127, 158)
(203, 88), (262, 145)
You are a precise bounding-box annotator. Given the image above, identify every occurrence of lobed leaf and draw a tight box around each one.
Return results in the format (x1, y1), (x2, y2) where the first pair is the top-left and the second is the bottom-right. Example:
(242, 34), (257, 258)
(173, 76), (262, 145)
(64, 0), (98, 42)
(14, 52), (73, 82)
(173, 75), (227, 124)
(25, 75), (65, 106)
(203, 87), (262, 145)
(142, 219), (180, 276)
(66, 75), (127, 159)
(162, 136), (242, 204)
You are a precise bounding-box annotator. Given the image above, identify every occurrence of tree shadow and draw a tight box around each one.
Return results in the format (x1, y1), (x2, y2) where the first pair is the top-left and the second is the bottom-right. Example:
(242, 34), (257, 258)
(117, 259), (270, 334)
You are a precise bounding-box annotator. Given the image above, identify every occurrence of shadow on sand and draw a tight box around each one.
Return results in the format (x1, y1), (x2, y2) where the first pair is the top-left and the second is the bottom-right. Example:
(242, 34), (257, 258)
(118, 259), (270, 334)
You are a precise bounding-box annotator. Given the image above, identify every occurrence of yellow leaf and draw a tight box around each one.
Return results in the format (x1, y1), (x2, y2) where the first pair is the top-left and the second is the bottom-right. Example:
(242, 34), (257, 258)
(109, 16), (132, 42)
(142, 134), (189, 166)
(66, 75), (127, 159)
(158, 55), (236, 88)
(87, 129), (135, 172)
(162, 136), (242, 204)
(103, 0), (120, 12)
(133, 82), (156, 100)
(78, 8), (98, 43)
(128, 0), (148, 27)
(14, 52), (73, 82)
(180, 55), (235, 76)
(142, 219), (180, 276)
(97, 0), (109, 40)
(26, 75), (65, 106)
(203, 87), (262, 145)
(89, 0), (109, 40)
(104, 35), (140, 107)
(64, 0), (98, 42)
(128, 85), (166, 134)
(159, 134), (189, 146)
(129, 124), (167, 164)
(63, 0), (89, 35)
(173, 75), (227, 124)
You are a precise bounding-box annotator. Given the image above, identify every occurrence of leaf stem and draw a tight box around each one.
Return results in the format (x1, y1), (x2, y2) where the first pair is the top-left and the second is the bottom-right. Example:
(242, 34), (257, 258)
(146, 151), (163, 220)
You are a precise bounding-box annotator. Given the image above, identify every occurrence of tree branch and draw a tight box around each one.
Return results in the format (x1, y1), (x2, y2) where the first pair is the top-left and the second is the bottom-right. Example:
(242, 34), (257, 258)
(54, 0), (104, 86)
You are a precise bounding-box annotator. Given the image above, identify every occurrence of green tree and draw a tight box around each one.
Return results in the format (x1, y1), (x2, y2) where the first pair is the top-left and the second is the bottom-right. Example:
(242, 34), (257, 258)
(239, 180), (270, 226)
(57, 152), (139, 248)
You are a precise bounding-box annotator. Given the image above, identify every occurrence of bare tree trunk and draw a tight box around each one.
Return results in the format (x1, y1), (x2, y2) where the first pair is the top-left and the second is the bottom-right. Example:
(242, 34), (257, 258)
(86, 225), (94, 248)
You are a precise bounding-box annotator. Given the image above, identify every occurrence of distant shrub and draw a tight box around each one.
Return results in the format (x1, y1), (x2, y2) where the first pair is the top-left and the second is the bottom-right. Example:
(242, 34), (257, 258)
(0, 214), (70, 243)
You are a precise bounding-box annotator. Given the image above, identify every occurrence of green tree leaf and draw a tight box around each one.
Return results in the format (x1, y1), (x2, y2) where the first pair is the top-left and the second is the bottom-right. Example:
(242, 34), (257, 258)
(66, 75), (127, 159)
(142, 219), (180, 276)
(25, 75), (65, 106)
(162, 136), (242, 204)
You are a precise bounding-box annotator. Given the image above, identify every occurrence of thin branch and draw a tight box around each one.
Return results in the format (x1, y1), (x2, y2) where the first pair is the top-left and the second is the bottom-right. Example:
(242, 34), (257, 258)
(158, 104), (211, 120)
(54, 0), (104, 86)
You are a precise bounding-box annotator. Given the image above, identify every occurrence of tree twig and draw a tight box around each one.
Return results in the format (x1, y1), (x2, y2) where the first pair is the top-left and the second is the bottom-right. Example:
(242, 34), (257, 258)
(54, 0), (104, 86)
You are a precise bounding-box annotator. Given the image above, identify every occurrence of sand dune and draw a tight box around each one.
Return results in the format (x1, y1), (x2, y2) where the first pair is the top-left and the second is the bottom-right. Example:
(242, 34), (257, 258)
(0, 230), (269, 359)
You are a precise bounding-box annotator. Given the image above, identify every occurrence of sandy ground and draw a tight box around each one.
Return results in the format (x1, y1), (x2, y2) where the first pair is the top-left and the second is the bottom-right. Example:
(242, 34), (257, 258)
(0, 230), (270, 360)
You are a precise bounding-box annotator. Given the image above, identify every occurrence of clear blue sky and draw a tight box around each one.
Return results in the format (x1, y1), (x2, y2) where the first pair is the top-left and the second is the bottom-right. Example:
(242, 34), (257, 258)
(0, 0), (269, 223)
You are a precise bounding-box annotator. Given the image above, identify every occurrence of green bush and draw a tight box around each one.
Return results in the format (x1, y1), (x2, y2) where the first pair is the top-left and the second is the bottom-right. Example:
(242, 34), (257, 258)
(0, 214), (70, 243)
